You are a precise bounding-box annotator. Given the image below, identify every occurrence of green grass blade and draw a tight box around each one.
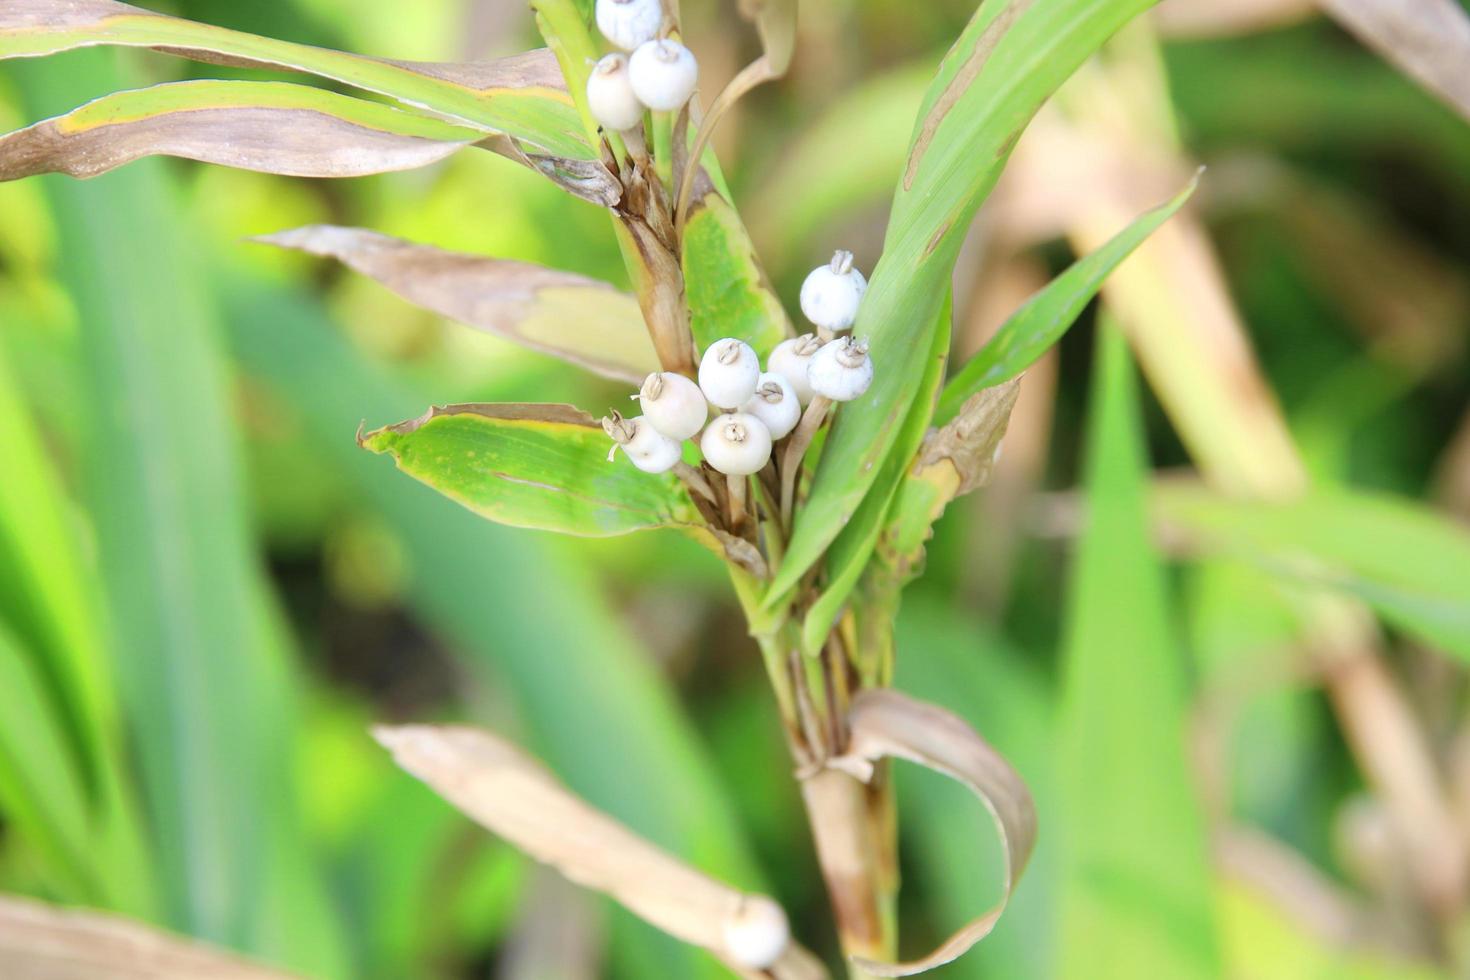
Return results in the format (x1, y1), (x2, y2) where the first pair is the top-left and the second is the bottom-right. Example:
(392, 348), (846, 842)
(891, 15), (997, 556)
(681, 192), (792, 357)
(936, 173), (1199, 424)
(1056, 323), (1219, 979)
(0, 1), (588, 158)
(0, 79), (484, 182)
(1157, 483), (1470, 660)
(360, 403), (705, 538)
(771, 0), (1160, 603)
(18, 50), (347, 975)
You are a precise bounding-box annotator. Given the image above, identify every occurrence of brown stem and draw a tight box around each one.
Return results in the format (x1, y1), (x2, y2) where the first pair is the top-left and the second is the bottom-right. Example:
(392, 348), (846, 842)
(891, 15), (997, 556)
(780, 395), (832, 528)
(673, 461), (716, 505)
(800, 768), (895, 977)
(725, 473), (747, 531)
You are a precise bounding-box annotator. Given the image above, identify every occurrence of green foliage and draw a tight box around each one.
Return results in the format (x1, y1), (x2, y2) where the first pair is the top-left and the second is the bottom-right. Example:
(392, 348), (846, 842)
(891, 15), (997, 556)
(681, 193), (792, 356)
(1056, 325), (1219, 979)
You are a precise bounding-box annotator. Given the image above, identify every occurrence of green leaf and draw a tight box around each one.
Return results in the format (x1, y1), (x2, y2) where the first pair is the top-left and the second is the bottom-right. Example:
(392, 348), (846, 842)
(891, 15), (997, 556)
(795, 292), (952, 652)
(18, 49), (348, 974)
(681, 192), (792, 357)
(770, 0), (1160, 603)
(935, 173), (1199, 424)
(256, 225), (656, 384)
(1156, 482), (1470, 659)
(359, 404), (704, 538)
(0, 1), (589, 159)
(1056, 324), (1219, 979)
(0, 79), (485, 181)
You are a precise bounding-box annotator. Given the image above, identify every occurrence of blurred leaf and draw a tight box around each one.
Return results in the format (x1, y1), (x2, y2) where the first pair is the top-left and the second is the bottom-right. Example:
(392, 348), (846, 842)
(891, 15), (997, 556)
(770, 0), (1159, 605)
(1056, 325), (1219, 979)
(1320, 0), (1470, 123)
(681, 192), (792, 357)
(832, 689), (1036, 976)
(359, 403), (704, 538)
(19, 49), (347, 975)
(222, 280), (763, 978)
(0, 2), (588, 158)
(0, 893), (297, 980)
(935, 173), (1198, 424)
(257, 225), (655, 383)
(0, 623), (94, 898)
(377, 724), (828, 979)
(0, 79), (484, 181)
(1157, 482), (1470, 659)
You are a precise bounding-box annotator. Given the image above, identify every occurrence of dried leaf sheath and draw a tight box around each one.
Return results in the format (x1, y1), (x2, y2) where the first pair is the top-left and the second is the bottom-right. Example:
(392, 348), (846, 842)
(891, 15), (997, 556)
(0, 894), (298, 979)
(376, 724), (829, 980)
(0, 80), (480, 181)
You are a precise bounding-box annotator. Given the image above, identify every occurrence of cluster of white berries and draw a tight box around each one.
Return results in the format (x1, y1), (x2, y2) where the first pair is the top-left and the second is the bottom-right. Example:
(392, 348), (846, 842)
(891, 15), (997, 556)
(605, 251), (874, 481)
(586, 0), (698, 133)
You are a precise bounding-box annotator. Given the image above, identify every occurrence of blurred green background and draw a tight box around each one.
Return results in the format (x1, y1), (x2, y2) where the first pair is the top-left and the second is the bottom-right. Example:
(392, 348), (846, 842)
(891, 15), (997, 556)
(1, 0), (1469, 977)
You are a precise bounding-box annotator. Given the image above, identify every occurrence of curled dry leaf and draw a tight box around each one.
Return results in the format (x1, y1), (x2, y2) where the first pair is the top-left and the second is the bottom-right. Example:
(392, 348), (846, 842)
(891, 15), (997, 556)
(917, 379), (1021, 498)
(0, 79), (479, 182)
(0, 893), (297, 979)
(255, 226), (656, 383)
(375, 724), (829, 980)
(1320, 0), (1470, 123)
(827, 689), (1037, 976)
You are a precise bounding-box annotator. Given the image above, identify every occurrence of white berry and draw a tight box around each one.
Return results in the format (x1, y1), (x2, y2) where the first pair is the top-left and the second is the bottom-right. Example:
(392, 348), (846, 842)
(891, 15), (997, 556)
(742, 372), (801, 440)
(799, 249), (867, 332)
(595, 0), (663, 51)
(638, 371), (706, 440)
(602, 411), (681, 473)
(766, 334), (823, 406)
(628, 39), (698, 112)
(698, 338), (760, 409)
(808, 336), (873, 402)
(722, 896), (790, 970)
(700, 412), (772, 476)
(586, 53), (644, 132)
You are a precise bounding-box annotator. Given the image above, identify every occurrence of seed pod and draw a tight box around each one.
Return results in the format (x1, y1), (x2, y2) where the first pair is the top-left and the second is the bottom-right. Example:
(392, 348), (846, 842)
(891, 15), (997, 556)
(808, 335), (874, 402)
(586, 53), (644, 132)
(698, 338), (760, 409)
(628, 39), (698, 112)
(799, 249), (867, 332)
(595, 0), (663, 51)
(638, 371), (706, 440)
(721, 896), (791, 970)
(742, 372), (801, 440)
(766, 333), (823, 406)
(700, 412), (772, 475)
(602, 411), (682, 473)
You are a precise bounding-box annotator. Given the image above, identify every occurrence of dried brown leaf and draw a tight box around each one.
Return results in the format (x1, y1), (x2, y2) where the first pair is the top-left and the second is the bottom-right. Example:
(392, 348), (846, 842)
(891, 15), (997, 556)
(376, 724), (829, 980)
(0, 81), (478, 182)
(915, 378), (1021, 498)
(255, 225), (657, 383)
(1152, 0), (1317, 38)
(828, 689), (1036, 976)
(1321, 0), (1470, 122)
(0, 894), (298, 979)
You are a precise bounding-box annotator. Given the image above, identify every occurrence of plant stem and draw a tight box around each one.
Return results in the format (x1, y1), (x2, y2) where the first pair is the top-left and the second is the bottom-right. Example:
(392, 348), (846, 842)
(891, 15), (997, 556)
(781, 395), (831, 527)
(725, 473), (747, 530)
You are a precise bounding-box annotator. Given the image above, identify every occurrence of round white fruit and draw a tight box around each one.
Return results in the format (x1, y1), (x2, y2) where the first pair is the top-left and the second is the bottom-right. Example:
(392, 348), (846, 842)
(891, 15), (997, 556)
(799, 250), (867, 332)
(638, 371), (706, 440)
(698, 338), (760, 409)
(721, 897), (790, 970)
(742, 372), (801, 440)
(586, 53), (644, 132)
(595, 0), (663, 51)
(628, 39), (698, 112)
(603, 413), (682, 473)
(808, 336), (874, 402)
(766, 334), (822, 406)
(700, 412), (772, 475)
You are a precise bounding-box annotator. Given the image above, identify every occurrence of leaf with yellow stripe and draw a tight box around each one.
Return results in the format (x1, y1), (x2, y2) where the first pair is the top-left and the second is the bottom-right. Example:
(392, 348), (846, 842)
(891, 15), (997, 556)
(359, 404), (704, 538)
